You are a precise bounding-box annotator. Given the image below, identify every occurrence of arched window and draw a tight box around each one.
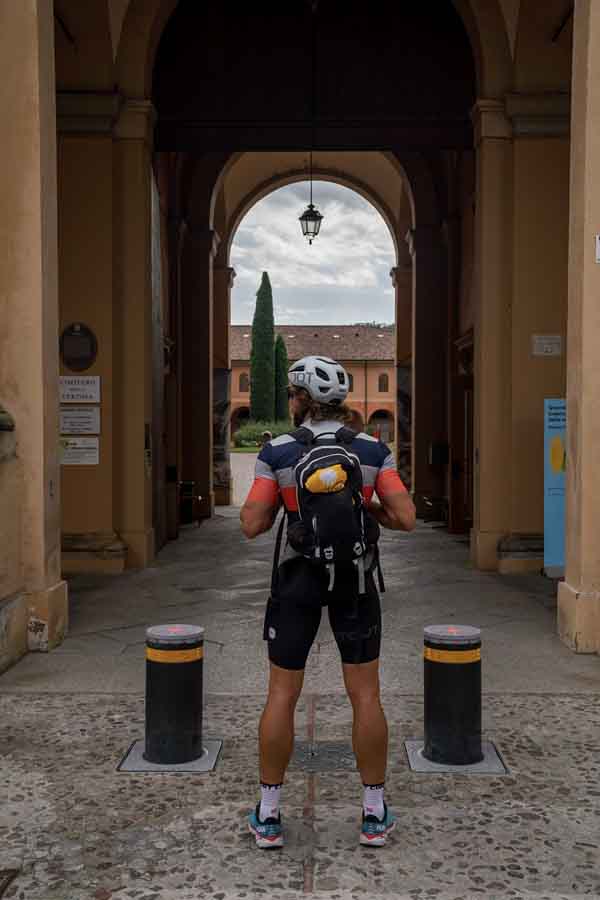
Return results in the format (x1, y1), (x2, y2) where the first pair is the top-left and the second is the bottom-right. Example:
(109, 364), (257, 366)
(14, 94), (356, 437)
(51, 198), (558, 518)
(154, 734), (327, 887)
(239, 372), (250, 393)
(378, 373), (389, 393)
(348, 373), (354, 393)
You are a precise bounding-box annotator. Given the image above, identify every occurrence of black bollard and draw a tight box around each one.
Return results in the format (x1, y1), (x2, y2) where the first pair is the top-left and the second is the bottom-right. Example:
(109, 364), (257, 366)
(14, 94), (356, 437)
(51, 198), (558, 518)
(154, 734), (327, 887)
(144, 624), (204, 765)
(423, 624), (483, 765)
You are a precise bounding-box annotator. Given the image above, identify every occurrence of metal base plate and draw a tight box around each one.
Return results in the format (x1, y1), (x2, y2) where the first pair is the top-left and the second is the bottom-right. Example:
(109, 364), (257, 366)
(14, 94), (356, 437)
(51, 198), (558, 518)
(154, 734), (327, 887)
(118, 738), (222, 773)
(291, 740), (356, 772)
(404, 740), (508, 775)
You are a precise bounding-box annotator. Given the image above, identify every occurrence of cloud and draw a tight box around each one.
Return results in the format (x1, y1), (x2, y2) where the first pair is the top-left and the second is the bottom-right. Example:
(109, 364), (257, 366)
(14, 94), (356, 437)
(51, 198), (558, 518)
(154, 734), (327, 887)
(230, 181), (395, 325)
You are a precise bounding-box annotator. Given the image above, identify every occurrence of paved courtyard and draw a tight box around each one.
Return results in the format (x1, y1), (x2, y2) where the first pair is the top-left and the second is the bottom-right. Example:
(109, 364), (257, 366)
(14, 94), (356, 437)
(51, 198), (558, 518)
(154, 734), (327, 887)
(1, 497), (600, 900)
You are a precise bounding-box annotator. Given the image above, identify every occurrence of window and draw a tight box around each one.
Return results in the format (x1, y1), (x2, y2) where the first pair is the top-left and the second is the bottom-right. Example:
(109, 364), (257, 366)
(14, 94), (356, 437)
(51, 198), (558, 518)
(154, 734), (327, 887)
(348, 373), (354, 392)
(378, 373), (389, 393)
(239, 372), (250, 393)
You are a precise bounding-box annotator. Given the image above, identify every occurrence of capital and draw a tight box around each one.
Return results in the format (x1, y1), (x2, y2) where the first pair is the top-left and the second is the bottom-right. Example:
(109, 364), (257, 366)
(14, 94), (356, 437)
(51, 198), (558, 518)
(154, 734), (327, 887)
(57, 91), (121, 135)
(114, 99), (156, 144)
(471, 99), (512, 146)
(505, 92), (570, 138)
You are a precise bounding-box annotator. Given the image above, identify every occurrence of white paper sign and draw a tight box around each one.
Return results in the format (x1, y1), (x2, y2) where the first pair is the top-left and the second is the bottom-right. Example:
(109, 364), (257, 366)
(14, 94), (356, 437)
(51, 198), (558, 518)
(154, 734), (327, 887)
(532, 335), (563, 357)
(60, 436), (99, 466)
(60, 376), (100, 403)
(60, 406), (100, 435)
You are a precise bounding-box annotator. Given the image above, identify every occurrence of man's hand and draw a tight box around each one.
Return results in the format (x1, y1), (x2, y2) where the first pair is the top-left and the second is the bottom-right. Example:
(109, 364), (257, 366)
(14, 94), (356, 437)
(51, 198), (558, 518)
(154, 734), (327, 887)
(240, 499), (279, 539)
(369, 492), (416, 532)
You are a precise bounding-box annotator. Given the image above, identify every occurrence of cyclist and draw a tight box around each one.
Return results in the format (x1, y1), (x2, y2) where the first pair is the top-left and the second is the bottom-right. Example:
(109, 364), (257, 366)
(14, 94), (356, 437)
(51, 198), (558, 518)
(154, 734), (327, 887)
(241, 355), (415, 848)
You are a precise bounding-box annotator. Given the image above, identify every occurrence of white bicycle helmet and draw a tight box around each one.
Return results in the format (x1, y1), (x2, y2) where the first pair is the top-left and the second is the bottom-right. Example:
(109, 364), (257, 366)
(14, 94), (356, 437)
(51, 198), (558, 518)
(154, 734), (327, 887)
(288, 355), (350, 404)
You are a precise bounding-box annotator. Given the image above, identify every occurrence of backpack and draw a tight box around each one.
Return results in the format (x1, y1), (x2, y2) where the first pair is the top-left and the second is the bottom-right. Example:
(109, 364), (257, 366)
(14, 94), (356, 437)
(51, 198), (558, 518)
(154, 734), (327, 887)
(271, 426), (384, 601)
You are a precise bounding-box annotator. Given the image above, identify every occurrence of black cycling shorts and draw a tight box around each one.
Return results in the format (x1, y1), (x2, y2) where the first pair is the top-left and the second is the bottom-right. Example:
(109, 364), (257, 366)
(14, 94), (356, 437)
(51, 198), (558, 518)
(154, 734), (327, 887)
(263, 557), (382, 670)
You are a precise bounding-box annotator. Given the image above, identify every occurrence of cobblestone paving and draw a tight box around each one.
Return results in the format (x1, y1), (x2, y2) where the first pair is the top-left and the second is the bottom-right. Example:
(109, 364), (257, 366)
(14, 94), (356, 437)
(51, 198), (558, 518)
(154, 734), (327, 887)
(1, 518), (600, 899)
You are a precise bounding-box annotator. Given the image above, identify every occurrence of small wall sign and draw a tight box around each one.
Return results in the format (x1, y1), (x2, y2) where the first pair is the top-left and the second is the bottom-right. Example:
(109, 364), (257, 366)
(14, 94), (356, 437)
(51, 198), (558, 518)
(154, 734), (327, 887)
(59, 376), (100, 403)
(532, 335), (563, 358)
(60, 406), (100, 435)
(60, 436), (99, 466)
(60, 322), (98, 372)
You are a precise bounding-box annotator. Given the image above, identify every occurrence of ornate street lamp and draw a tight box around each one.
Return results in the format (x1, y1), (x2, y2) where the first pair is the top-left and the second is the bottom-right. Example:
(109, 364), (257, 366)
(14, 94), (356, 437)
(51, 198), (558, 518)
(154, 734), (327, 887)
(299, 152), (323, 245)
(299, 3), (323, 245)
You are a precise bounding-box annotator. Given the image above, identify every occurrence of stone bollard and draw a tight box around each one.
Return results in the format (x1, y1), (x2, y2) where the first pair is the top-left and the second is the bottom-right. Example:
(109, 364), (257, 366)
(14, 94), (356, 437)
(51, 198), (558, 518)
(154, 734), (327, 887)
(423, 624), (483, 765)
(144, 624), (204, 764)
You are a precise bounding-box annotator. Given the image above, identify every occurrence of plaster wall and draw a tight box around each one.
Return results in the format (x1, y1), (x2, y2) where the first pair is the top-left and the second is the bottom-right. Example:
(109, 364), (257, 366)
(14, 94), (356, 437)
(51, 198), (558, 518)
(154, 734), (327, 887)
(59, 135), (114, 534)
(510, 138), (569, 534)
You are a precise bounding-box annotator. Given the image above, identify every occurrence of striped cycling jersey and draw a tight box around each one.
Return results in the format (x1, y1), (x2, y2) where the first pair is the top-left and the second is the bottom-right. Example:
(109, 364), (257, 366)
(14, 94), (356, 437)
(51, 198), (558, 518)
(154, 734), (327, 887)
(245, 419), (407, 512)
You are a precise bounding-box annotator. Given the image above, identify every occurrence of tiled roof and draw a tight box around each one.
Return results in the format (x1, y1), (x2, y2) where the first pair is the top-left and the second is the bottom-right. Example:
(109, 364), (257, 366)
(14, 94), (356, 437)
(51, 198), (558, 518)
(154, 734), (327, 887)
(231, 324), (394, 362)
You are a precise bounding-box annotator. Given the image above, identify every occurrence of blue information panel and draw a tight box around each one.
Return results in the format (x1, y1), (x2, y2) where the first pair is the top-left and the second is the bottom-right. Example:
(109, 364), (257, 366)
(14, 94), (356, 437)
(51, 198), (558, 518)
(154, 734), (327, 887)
(544, 399), (566, 576)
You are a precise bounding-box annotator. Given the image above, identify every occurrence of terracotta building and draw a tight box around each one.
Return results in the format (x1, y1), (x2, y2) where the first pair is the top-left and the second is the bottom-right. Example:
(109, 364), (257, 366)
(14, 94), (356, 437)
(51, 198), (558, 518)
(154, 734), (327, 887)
(230, 325), (397, 443)
(3, 1), (600, 669)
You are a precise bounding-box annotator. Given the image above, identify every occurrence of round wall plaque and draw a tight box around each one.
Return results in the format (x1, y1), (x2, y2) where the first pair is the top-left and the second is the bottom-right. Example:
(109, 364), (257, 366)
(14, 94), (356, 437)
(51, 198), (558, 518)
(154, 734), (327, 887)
(60, 323), (98, 372)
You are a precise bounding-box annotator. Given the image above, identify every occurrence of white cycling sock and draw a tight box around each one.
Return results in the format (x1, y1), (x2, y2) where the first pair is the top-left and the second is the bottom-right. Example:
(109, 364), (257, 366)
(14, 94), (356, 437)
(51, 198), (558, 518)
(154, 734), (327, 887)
(259, 782), (282, 821)
(363, 782), (385, 820)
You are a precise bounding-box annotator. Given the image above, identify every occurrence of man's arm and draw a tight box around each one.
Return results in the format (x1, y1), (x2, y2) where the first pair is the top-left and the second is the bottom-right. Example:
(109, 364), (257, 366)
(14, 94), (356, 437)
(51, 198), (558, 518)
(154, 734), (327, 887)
(370, 454), (416, 532)
(240, 497), (280, 539)
(240, 451), (281, 539)
(369, 492), (416, 532)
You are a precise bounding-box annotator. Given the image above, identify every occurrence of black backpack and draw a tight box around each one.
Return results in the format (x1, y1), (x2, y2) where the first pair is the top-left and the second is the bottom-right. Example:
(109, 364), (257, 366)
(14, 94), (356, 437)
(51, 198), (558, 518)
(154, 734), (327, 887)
(271, 426), (384, 600)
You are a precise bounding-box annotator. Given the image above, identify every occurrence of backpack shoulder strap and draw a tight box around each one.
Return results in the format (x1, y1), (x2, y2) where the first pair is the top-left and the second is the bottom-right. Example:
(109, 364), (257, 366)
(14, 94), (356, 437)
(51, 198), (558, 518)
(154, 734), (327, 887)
(335, 426), (357, 446)
(291, 426), (315, 446)
(270, 509), (287, 599)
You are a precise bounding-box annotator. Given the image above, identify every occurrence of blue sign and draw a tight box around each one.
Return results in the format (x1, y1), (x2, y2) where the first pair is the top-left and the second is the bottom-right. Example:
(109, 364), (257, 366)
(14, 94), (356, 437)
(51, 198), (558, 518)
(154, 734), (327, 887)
(544, 399), (566, 576)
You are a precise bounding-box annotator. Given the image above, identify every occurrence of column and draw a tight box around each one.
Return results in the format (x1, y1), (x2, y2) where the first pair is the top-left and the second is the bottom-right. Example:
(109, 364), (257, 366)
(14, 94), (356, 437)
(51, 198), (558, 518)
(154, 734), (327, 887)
(113, 100), (156, 566)
(558, 0), (600, 653)
(470, 101), (513, 570)
(181, 228), (219, 519)
(391, 260), (412, 489)
(407, 226), (448, 516)
(0, 0), (67, 649)
(213, 266), (235, 506)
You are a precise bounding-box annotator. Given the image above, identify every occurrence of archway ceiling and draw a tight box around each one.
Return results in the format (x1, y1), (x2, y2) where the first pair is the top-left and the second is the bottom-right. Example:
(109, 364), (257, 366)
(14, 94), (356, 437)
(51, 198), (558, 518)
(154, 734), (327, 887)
(152, 0), (476, 151)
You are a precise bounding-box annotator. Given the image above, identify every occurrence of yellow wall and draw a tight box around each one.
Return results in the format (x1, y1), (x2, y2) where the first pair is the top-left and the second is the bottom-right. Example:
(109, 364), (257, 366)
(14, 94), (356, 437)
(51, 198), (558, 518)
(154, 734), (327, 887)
(510, 138), (569, 533)
(58, 135), (114, 534)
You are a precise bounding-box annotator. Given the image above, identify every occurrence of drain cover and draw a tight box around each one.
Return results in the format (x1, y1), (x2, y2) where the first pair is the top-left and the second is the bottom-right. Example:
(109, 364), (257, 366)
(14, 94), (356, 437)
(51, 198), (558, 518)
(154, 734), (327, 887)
(291, 741), (356, 772)
(0, 870), (18, 898)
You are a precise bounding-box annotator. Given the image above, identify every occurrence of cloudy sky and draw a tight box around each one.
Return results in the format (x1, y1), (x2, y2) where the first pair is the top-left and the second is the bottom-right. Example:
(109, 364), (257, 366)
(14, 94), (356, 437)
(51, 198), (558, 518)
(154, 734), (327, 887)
(230, 181), (395, 326)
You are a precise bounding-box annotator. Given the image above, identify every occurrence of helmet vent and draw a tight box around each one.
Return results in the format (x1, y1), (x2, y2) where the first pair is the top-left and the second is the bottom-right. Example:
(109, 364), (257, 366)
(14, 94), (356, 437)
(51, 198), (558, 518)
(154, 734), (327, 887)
(291, 365), (305, 372)
(315, 367), (330, 381)
(337, 372), (346, 384)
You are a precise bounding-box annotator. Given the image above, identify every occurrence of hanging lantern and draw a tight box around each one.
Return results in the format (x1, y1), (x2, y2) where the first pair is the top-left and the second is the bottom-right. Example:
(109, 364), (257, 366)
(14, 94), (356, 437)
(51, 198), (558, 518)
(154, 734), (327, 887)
(299, 203), (323, 244)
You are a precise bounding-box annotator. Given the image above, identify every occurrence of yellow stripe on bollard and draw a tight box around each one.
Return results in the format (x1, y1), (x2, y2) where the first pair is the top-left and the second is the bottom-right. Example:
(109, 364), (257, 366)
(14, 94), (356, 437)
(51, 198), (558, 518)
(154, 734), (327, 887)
(424, 647), (481, 664)
(146, 646), (203, 664)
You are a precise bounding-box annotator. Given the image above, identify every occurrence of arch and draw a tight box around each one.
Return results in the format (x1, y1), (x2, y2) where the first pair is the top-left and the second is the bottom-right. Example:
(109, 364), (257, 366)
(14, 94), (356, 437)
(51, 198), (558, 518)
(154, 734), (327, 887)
(368, 409), (395, 443)
(452, 0), (512, 98)
(231, 406), (250, 434)
(116, 0), (178, 97)
(225, 166), (403, 265)
(116, 1), (511, 105)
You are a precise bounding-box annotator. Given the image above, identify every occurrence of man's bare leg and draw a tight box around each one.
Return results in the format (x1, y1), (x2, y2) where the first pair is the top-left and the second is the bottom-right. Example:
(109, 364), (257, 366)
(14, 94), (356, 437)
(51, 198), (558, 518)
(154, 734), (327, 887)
(259, 662), (305, 783)
(342, 659), (388, 783)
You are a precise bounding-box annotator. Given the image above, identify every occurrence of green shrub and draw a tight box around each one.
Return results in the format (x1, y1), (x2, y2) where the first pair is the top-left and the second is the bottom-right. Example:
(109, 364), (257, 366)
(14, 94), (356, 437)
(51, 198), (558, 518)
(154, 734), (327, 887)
(232, 419), (291, 448)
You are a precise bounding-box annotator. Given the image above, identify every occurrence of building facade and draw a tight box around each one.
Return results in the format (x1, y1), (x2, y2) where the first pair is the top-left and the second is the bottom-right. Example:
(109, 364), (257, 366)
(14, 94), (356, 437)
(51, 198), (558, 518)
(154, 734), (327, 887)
(230, 325), (397, 443)
(2, 1), (600, 671)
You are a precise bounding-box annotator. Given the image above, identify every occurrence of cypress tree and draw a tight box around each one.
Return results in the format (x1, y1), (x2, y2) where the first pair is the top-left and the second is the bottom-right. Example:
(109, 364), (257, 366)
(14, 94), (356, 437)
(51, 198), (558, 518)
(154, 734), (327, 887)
(274, 333), (290, 422)
(250, 272), (275, 421)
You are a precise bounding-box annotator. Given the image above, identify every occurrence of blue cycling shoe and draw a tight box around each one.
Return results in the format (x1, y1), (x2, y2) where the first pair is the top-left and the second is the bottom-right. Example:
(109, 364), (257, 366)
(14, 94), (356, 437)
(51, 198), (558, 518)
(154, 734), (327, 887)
(248, 803), (284, 849)
(360, 803), (396, 847)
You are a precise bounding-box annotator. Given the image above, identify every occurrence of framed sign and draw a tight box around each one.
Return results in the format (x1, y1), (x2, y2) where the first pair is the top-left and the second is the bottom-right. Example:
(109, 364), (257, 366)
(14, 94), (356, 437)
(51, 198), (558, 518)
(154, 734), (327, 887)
(532, 335), (562, 357)
(60, 436), (99, 466)
(60, 406), (100, 435)
(60, 323), (98, 372)
(60, 376), (100, 403)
